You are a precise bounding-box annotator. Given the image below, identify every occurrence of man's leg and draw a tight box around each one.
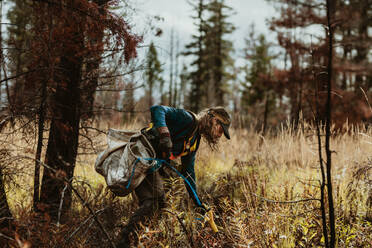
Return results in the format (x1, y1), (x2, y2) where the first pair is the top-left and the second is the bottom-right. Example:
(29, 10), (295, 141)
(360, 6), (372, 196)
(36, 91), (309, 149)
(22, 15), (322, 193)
(117, 171), (165, 248)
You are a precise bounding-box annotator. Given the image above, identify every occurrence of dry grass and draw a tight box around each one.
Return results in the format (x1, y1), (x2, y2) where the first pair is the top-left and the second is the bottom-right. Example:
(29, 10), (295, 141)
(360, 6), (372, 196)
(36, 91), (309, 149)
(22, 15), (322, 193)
(1, 122), (371, 247)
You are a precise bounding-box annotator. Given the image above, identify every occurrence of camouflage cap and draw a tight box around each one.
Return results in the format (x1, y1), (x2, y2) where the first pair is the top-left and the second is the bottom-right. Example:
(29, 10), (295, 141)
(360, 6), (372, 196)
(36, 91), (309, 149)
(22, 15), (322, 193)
(207, 107), (231, 139)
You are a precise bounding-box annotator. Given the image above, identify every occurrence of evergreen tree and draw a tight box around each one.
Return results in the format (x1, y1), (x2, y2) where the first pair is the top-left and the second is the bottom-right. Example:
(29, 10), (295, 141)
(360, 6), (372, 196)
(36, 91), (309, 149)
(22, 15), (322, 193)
(178, 63), (190, 108)
(6, 0), (34, 113)
(241, 32), (271, 108)
(205, 0), (235, 106)
(267, 0), (372, 127)
(122, 79), (136, 123)
(184, 0), (208, 112)
(241, 27), (276, 131)
(145, 42), (163, 107)
(168, 28), (174, 106)
(3, 0), (142, 221)
(334, 0), (372, 93)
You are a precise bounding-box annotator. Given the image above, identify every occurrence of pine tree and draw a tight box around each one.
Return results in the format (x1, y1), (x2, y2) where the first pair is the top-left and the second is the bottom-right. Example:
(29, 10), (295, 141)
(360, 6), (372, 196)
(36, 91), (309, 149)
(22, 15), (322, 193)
(241, 26), (276, 131)
(205, 0), (235, 106)
(5, 0), (141, 221)
(0, 0), (12, 224)
(267, 0), (372, 127)
(184, 0), (208, 112)
(178, 64), (190, 108)
(145, 42), (163, 107)
(168, 28), (174, 106)
(335, 0), (372, 93)
(122, 78), (136, 123)
(6, 0), (34, 113)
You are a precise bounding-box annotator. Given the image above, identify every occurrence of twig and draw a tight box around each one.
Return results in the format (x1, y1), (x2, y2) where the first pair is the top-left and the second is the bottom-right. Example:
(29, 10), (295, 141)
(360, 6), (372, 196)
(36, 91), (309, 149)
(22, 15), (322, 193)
(19, 156), (117, 248)
(79, 126), (106, 135)
(254, 193), (321, 204)
(96, 84), (144, 92)
(79, 133), (97, 153)
(163, 209), (195, 248)
(360, 87), (372, 115)
(62, 208), (105, 246)
(277, 208), (322, 218)
(0, 232), (15, 241)
(0, 68), (39, 85)
(57, 184), (69, 227)
(0, 116), (10, 130)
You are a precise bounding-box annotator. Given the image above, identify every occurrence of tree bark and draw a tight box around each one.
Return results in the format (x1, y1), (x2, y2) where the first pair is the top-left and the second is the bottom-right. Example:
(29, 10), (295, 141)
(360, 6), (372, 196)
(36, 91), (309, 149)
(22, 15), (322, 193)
(0, 117), (13, 229)
(39, 39), (82, 222)
(325, 0), (336, 246)
(0, 2), (12, 227)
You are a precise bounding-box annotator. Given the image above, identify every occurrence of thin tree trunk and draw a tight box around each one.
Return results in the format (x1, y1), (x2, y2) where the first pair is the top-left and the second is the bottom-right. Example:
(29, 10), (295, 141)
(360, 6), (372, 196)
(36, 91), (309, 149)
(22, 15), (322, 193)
(215, 4), (224, 106)
(33, 80), (46, 211)
(0, 0), (2, 107)
(0, 1), (12, 229)
(33, 4), (52, 211)
(311, 40), (329, 247)
(169, 28), (174, 106)
(173, 34), (179, 107)
(325, 0), (336, 246)
(0, 167), (12, 229)
(0, 116), (13, 229)
(84, 0), (107, 118)
(295, 70), (304, 131)
(262, 92), (269, 135)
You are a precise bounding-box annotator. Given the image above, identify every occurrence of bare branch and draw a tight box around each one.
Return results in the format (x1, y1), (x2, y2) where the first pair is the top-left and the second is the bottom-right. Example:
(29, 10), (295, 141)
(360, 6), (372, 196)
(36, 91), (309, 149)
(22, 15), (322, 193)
(18, 155), (117, 248)
(62, 208), (105, 246)
(254, 193), (321, 204)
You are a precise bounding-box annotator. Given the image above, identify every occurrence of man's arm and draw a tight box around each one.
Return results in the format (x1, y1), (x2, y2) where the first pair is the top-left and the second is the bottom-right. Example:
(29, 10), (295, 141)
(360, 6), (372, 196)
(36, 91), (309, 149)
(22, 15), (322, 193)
(150, 105), (174, 158)
(150, 105), (193, 132)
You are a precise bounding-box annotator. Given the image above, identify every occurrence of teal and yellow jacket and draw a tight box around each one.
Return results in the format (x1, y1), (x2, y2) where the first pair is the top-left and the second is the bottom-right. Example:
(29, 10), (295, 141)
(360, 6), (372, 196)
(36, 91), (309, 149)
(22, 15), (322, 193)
(150, 105), (201, 205)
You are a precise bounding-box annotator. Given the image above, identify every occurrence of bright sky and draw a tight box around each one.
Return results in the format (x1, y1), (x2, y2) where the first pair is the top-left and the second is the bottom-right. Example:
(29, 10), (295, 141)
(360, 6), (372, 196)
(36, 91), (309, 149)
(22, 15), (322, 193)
(131, 0), (277, 61)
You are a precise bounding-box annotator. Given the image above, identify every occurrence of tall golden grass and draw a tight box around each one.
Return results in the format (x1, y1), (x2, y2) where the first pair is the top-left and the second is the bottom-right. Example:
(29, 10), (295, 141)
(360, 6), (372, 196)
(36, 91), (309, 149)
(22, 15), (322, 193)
(1, 122), (371, 247)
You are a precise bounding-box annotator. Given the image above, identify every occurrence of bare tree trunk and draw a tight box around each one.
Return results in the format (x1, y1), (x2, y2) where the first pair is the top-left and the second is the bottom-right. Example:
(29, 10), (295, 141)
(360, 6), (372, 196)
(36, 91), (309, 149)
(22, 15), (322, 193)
(33, 4), (52, 211)
(39, 29), (82, 222)
(0, 167), (12, 229)
(40, 60), (81, 222)
(0, 3), (13, 228)
(311, 41), (329, 247)
(325, 0), (336, 246)
(0, 117), (13, 229)
(262, 92), (269, 135)
(33, 79), (46, 211)
(173, 34), (179, 107)
(169, 28), (174, 106)
(83, 0), (107, 119)
(0, 0), (2, 108)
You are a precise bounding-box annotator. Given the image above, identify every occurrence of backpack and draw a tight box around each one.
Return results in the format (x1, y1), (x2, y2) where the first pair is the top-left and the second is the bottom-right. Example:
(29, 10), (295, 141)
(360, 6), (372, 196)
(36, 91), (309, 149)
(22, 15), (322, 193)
(95, 129), (157, 196)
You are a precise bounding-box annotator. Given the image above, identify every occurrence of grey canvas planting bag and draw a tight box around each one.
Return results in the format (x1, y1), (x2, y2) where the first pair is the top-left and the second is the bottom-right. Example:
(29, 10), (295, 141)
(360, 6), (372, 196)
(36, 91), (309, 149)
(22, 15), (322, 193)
(95, 129), (157, 196)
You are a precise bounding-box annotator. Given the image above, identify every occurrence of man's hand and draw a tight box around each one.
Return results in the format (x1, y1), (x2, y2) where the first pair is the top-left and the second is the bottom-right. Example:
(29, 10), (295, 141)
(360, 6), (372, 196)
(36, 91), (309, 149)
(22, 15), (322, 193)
(157, 126), (172, 159)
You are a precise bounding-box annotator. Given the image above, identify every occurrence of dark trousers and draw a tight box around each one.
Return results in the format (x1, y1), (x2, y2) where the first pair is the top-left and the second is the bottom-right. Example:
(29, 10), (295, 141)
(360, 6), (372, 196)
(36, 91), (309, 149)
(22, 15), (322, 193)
(118, 170), (165, 246)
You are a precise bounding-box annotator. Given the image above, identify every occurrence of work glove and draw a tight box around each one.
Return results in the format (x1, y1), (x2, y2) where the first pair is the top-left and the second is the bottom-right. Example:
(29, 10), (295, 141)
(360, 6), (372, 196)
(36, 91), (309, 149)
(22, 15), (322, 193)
(157, 126), (172, 159)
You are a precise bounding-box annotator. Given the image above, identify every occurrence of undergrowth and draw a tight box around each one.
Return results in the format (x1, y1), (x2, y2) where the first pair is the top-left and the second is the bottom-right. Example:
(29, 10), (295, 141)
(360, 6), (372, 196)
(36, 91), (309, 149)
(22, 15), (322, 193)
(1, 123), (371, 247)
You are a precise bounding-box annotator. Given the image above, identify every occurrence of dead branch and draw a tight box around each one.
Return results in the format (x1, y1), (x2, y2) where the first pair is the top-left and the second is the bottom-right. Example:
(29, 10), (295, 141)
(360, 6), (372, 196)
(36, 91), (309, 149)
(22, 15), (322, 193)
(18, 155), (117, 248)
(62, 208), (105, 246)
(254, 193), (321, 204)
(163, 209), (195, 247)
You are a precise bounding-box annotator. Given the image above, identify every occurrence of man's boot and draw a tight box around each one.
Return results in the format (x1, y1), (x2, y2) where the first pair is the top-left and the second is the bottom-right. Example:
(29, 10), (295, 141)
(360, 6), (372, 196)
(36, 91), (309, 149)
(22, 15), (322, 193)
(116, 225), (132, 248)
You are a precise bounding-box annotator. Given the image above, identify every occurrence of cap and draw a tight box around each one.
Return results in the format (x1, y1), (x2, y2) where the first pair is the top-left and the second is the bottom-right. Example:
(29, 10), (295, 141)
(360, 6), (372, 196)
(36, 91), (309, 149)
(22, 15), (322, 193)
(208, 107), (231, 139)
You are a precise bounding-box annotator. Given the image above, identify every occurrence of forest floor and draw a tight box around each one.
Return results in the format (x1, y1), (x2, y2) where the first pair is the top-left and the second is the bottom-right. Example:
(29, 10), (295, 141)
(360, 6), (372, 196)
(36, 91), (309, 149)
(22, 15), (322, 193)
(3, 122), (372, 247)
